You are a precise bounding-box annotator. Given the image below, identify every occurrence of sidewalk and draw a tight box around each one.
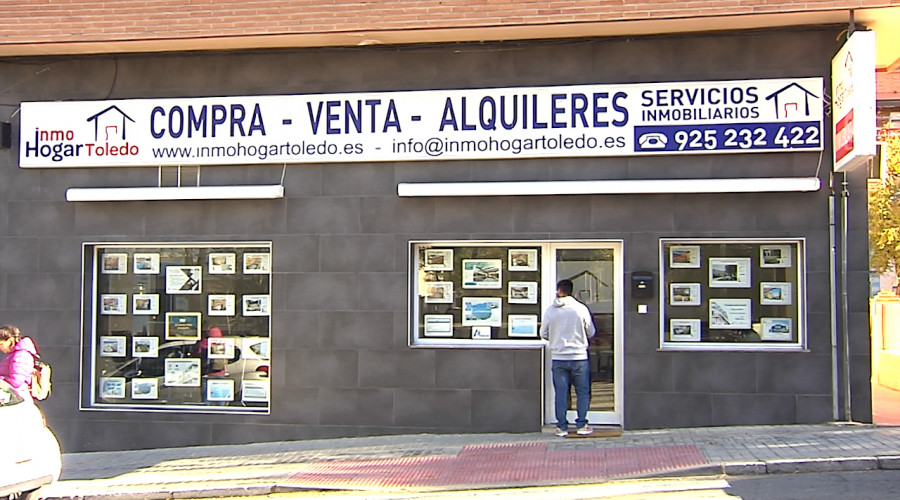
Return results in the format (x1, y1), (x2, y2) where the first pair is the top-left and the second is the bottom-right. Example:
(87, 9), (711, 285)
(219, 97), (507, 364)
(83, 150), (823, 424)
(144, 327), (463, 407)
(42, 423), (900, 500)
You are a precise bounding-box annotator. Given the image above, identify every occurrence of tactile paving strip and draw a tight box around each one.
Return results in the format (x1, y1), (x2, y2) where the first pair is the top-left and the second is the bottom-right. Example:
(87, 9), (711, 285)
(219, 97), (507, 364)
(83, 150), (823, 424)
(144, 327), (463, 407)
(282, 442), (707, 490)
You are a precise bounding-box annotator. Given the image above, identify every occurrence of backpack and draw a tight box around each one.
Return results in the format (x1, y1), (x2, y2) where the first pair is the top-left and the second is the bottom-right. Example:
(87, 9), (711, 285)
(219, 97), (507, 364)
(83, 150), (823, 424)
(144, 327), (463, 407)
(31, 354), (51, 400)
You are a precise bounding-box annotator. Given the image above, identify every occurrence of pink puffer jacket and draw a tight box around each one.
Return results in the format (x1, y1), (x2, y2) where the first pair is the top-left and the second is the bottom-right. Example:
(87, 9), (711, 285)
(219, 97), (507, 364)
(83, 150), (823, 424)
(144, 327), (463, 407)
(0, 336), (37, 402)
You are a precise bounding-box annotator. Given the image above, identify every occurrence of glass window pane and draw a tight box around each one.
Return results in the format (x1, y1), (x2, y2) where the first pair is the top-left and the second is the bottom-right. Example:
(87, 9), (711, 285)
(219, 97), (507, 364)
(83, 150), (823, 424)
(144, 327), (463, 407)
(660, 239), (804, 349)
(412, 243), (544, 345)
(88, 243), (271, 413)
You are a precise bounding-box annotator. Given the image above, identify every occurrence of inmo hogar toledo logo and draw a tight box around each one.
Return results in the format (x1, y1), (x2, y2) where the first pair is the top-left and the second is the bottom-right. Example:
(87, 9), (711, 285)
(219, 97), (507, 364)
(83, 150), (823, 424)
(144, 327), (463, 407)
(24, 104), (140, 163)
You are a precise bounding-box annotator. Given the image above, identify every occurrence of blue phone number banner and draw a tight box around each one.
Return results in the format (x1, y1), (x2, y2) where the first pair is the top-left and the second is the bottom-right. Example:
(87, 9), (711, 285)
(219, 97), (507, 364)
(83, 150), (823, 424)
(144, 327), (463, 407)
(634, 122), (822, 153)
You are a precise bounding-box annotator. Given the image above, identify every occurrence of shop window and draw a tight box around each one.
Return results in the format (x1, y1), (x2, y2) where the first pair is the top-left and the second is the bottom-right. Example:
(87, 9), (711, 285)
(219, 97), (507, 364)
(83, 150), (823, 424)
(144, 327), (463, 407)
(660, 239), (805, 350)
(410, 242), (547, 347)
(82, 243), (271, 413)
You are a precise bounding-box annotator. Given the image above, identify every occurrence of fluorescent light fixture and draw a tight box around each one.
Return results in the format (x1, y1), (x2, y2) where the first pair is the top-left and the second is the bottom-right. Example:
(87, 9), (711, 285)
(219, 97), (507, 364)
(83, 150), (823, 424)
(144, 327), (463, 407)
(66, 185), (284, 202)
(397, 177), (821, 197)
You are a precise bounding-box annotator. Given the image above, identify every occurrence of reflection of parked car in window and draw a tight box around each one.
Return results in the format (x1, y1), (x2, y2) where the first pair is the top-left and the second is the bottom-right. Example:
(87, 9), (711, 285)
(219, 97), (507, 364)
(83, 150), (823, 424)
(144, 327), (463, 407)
(100, 337), (269, 404)
(0, 380), (61, 500)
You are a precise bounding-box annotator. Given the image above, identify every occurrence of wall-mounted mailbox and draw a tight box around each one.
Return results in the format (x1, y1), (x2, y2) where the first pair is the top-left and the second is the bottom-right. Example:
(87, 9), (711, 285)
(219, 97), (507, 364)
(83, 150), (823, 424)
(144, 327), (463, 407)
(631, 271), (654, 299)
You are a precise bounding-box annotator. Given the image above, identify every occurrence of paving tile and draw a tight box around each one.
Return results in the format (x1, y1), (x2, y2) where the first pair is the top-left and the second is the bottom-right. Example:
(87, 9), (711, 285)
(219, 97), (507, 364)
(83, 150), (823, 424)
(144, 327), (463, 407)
(280, 443), (707, 490)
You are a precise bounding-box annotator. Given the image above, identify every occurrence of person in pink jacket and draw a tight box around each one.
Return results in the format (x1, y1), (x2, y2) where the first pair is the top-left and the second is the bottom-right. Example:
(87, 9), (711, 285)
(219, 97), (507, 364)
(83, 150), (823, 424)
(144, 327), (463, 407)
(0, 325), (37, 402)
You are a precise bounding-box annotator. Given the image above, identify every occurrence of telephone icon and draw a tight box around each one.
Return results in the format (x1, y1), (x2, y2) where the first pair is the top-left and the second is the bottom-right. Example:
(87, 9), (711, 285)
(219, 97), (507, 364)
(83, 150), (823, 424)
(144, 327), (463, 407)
(638, 132), (667, 149)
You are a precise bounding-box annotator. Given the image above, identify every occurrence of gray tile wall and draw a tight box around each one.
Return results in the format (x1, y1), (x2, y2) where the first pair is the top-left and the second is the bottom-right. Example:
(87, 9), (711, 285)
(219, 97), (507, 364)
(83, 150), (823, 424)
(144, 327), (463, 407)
(0, 25), (870, 452)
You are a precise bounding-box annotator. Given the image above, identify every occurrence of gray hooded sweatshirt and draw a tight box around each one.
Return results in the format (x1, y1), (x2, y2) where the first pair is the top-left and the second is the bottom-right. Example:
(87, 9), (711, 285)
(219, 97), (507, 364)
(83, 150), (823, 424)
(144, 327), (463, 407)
(540, 296), (596, 360)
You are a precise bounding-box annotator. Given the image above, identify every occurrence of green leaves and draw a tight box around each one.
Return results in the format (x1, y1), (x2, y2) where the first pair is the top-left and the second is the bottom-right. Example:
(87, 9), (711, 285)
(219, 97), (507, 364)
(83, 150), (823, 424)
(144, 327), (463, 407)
(869, 132), (900, 273)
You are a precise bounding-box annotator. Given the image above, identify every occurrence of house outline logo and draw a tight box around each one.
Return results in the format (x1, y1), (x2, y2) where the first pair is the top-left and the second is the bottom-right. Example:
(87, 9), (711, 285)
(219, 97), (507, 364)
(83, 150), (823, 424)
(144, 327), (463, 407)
(86, 105), (135, 142)
(764, 82), (819, 119)
(843, 51), (854, 78)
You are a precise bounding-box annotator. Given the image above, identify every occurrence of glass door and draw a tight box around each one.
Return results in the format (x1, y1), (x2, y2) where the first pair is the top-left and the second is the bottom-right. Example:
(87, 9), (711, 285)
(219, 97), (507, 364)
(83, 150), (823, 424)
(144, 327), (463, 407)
(543, 242), (623, 426)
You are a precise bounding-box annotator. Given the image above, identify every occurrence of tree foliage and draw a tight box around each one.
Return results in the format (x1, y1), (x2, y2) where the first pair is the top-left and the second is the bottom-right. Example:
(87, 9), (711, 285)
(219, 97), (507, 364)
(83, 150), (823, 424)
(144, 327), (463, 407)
(869, 129), (900, 273)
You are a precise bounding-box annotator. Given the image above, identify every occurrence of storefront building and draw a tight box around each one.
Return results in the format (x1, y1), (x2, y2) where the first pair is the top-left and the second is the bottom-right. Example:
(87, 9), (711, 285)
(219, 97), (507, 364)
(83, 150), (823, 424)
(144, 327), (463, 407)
(1, 3), (894, 452)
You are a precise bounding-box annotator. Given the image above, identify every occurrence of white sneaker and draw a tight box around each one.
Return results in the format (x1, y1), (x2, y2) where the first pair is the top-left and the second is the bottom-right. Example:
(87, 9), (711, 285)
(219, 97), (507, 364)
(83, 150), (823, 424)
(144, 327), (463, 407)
(555, 427), (569, 437)
(576, 425), (593, 436)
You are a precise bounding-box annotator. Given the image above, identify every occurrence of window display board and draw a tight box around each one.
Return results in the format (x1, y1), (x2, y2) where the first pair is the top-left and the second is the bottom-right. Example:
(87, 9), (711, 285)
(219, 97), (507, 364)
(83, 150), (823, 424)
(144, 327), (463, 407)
(660, 239), (805, 350)
(411, 243), (546, 347)
(84, 243), (271, 413)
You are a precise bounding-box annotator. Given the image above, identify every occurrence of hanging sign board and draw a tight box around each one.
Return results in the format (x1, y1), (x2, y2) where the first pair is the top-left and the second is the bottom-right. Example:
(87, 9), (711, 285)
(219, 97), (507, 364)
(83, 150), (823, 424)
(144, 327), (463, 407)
(19, 77), (823, 168)
(832, 30), (877, 172)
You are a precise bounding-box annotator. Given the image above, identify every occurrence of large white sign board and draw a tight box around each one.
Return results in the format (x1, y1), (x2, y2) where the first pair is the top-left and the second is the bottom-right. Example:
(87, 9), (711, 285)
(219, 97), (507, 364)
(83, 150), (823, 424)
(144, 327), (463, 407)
(832, 30), (877, 172)
(20, 78), (823, 168)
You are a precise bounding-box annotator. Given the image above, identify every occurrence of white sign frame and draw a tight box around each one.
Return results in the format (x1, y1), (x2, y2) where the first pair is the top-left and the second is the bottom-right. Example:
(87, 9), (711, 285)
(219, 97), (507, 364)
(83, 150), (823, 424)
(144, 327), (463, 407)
(19, 78), (824, 168)
(831, 30), (876, 172)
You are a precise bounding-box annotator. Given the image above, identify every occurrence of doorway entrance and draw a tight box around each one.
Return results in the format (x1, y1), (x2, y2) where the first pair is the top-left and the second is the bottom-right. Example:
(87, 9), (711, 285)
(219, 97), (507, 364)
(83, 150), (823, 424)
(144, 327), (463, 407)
(543, 242), (623, 427)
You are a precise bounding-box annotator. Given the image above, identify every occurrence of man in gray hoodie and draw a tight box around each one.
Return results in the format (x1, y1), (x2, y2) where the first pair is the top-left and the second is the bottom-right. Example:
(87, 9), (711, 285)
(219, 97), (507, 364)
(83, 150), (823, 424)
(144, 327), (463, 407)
(540, 279), (596, 437)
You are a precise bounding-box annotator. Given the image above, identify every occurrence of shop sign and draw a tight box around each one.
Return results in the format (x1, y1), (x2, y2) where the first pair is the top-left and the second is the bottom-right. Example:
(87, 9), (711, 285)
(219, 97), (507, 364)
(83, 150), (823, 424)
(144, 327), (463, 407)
(19, 77), (823, 168)
(831, 30), (876, 172)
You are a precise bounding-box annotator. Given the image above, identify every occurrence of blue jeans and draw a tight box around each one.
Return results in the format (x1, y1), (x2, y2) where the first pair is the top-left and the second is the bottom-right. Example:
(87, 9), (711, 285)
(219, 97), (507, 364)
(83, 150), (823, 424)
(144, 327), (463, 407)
(552, 359), (591, 430)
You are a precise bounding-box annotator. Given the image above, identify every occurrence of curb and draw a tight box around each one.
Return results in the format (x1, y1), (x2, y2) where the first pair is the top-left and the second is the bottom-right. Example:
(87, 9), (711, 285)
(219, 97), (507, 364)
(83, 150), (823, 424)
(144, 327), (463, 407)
(726, 456), (898, 475)
(764, 457), (879, 474)
(43, 484), (282, 500)
(879, 455), (900, 469)
(642, 455), (900, 479)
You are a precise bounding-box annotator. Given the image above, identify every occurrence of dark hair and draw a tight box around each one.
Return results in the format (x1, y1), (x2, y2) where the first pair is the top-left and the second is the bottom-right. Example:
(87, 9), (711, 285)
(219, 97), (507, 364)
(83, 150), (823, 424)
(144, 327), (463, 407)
(0, 325), (21, 343)
(556, 279), (574, 296)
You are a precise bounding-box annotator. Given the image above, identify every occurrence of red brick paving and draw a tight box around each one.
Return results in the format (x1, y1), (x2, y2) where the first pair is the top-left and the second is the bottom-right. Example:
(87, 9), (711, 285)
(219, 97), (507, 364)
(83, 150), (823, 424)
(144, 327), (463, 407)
(284, 442), (707, 489)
